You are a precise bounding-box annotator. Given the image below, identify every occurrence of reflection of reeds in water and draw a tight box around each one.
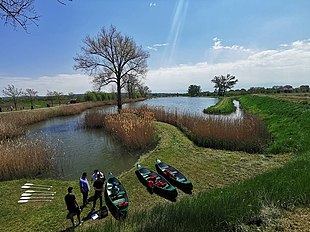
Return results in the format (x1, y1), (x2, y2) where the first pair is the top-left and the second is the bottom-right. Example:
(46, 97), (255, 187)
(0, 137), (53, 181)
(84, 108), (155, 150)
(0, 101), (115, 139)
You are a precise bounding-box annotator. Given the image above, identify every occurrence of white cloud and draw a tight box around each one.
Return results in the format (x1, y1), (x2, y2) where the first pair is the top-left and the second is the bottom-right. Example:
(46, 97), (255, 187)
(212, 37), (250, 52)
(153, 43), (169, 47)
(147, 46), (158, 51)
(150, 2), (156, 7)
(1, 39), (309, 95)
(147, 43), (168, 52)
(146, 39), (310, 93)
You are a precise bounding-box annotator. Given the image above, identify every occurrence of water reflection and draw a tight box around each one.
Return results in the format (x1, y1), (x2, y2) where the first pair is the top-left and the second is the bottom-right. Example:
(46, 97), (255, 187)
(26, 113), (139, 180)
(26, 97), (242, 180)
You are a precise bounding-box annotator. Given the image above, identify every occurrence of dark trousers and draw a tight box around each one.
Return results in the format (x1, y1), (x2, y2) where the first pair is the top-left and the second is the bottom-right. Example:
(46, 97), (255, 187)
(82, 191), (88, 206)
(93, 191), (103, 209)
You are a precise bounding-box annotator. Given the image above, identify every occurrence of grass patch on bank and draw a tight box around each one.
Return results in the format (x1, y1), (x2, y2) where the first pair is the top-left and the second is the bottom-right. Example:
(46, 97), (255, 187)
(238, 95), (310, 154)
(203, 97), (236, 114)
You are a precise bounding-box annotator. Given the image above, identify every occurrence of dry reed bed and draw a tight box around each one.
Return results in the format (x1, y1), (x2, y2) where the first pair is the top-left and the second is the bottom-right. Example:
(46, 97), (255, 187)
(84, 108), (155, 150)
(136, 105), (270, 153)
(0, 138), (53, 181)
(0, 101), (116, 139)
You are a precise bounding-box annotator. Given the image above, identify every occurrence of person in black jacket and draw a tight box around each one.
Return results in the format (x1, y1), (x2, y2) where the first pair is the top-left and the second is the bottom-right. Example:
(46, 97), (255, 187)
(92, 173), (105, 211)
(64, 187), (82, 227)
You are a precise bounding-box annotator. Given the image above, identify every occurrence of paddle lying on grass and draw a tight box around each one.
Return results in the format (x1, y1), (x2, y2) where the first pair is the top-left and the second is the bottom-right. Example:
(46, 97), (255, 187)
(21, 185), (51, 191)
(24, 183), (53, 188)
(18, 199), (52, 204)
(20, 197), (54, 200)
(24, 190), (56, 194)
(21, 193), (55, 197)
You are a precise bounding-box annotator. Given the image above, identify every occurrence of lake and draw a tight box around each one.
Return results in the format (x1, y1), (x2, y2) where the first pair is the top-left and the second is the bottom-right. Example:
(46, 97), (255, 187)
(27, 97), (239, 180)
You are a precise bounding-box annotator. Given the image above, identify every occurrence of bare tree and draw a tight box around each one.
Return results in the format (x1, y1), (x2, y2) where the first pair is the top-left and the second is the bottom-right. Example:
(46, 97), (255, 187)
(74, 25), (149, 110)
(0, 0), (73, 30)
(211, 74), (238, 96)
(2, 84), (23, 110)
(46, 90), (55, 106)
(24, 88), (38, 109)
(0, 0), (39, 30)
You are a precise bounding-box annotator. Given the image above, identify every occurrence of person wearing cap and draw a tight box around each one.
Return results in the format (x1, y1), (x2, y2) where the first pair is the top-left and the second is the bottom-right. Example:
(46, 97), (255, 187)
(64, 187), (82, 227)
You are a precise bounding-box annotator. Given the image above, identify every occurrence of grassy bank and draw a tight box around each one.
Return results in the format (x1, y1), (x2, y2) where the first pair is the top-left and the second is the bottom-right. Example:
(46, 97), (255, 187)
(0, 122), (289, 232)
(238, 95), (310, 154)
(203, 97), (236, 114)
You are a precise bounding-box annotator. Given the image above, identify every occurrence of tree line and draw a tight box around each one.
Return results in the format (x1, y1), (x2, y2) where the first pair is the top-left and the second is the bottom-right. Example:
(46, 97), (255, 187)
(188, 75), (309, 97)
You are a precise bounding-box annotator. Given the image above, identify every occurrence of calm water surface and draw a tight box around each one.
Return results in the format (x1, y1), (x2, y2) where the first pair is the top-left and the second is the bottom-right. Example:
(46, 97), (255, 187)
(27, 97), (241, 180)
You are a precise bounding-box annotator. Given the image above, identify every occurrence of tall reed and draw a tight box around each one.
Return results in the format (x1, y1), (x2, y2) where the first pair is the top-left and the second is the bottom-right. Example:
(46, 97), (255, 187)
(0, 101), (115, 139)
(135, 105), (270, 153)
(0, 138), (53, 181)
(83, 108), (155, 150)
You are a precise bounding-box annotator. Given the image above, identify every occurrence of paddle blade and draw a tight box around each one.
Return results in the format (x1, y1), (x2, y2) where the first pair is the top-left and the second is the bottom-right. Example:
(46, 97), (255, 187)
(21, 193), (55, 197)
(18, 199), (52, 204)
(24, 183), (53, 188)
(20, 197), (54, 200)
(21, 186), (50, 190)
(24, 190), (56, 194)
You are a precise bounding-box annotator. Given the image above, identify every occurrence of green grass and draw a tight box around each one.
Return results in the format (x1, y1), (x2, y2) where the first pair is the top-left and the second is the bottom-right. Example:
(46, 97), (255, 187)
(203, 97), (236, 114)
(238, 95), (310, 154)
(0, 179), (77, 232)
(0, 123), (289, 232)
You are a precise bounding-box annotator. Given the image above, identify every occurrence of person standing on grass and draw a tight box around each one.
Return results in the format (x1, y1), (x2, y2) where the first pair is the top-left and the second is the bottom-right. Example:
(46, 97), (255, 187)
(92, 173), (105, 211)
(79, 172), (90, 207)
(64, 187), (82, 227)
(91, 169), (104, 183)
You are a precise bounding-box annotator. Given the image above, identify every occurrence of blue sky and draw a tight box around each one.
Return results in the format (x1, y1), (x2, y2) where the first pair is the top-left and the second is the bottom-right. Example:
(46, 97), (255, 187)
(0, 0), (309, 95)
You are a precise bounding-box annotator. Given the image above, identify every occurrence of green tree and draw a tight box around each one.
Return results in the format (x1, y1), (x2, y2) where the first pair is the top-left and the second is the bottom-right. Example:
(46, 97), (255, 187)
(74, 25), (149, 110)
(211, 74), (238, 96)
(188, 85), (201, 97)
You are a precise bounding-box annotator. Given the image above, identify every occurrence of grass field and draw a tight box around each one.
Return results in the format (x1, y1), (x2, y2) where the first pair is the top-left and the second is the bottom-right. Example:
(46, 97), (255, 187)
(203, 97), (236, 114)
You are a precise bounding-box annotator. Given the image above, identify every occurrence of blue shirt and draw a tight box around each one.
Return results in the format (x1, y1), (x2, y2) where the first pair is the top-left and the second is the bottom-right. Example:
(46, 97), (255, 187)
(79, 178), (90, 191)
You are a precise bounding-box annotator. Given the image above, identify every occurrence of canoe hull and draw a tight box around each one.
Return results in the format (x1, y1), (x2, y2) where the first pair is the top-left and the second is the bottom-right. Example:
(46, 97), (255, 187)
(135, 165), (178, 199)
(104, 173), (129, 220)
(155, 161), (193, 192)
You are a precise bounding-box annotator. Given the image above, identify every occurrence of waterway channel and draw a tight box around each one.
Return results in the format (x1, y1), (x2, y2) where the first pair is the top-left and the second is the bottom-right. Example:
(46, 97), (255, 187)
(26, 97), (241, 180)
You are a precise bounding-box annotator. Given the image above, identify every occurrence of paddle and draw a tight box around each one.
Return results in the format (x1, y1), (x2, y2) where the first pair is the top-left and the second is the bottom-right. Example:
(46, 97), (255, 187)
(24, 190), (56, 194)
(18, 199), (52, 204)
(21, 193), (55, 197)
(24, 183), (53, 188)
(21, 185), (51, 191)
(20, 196), (54, 200)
